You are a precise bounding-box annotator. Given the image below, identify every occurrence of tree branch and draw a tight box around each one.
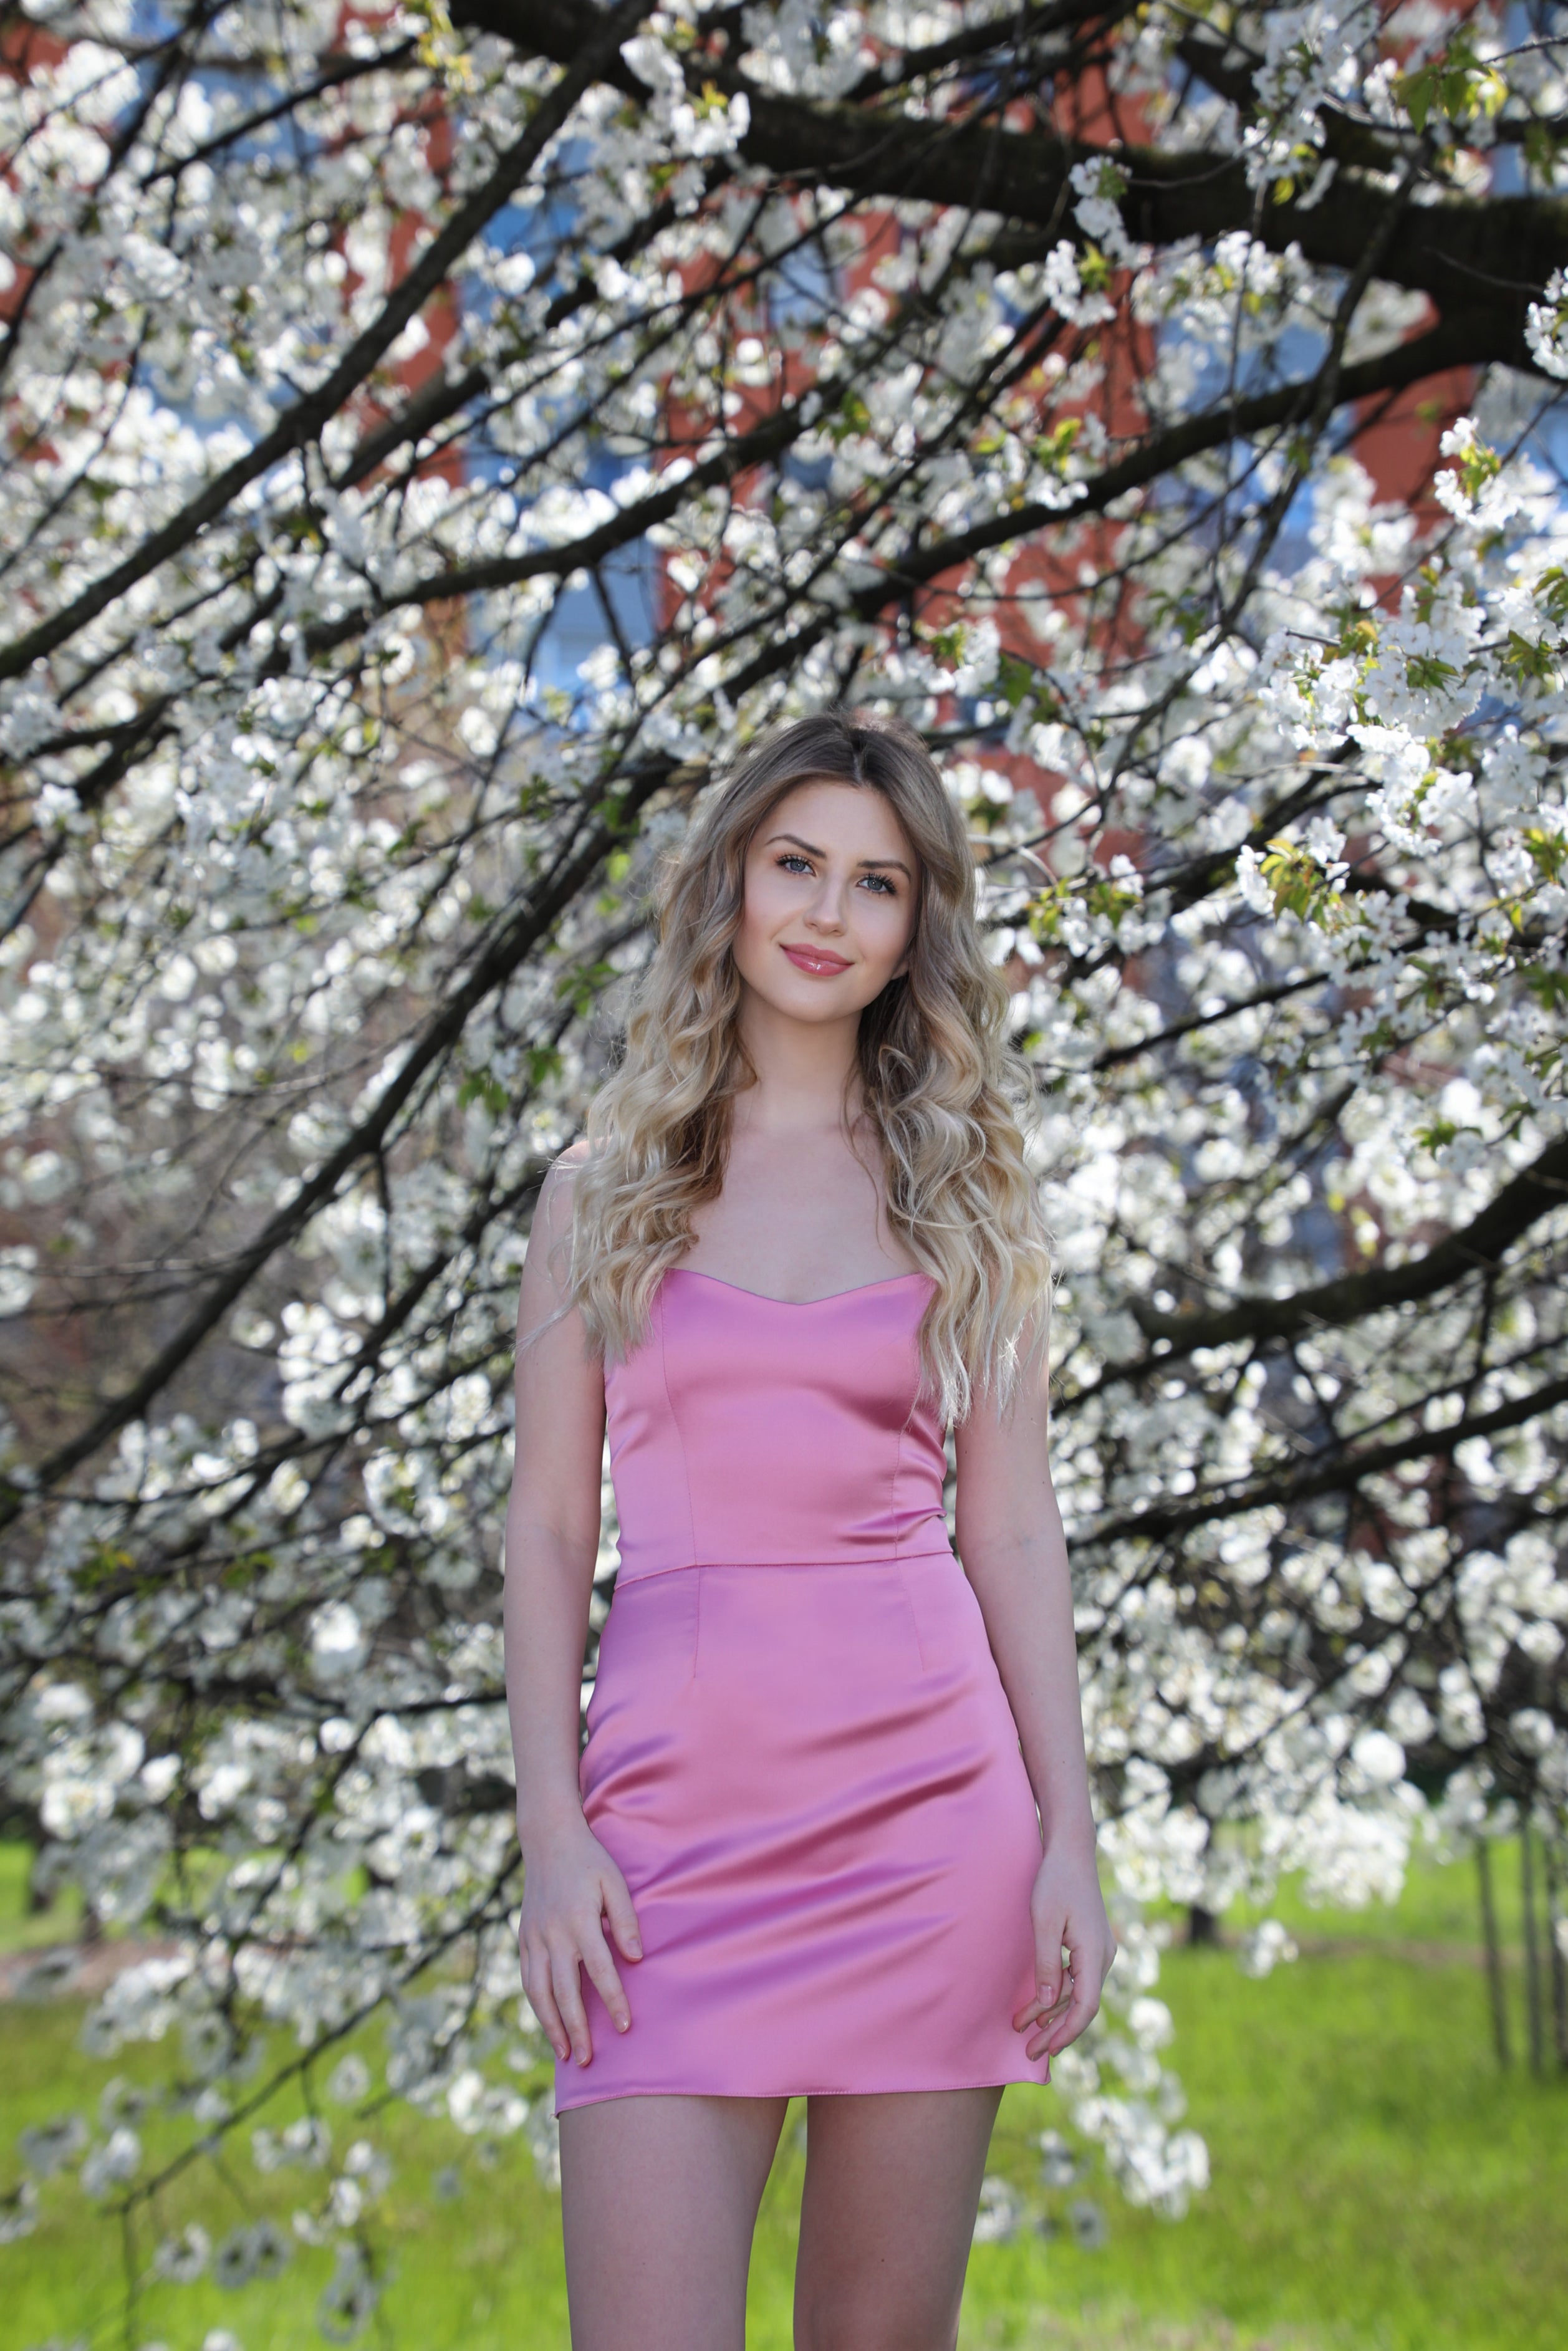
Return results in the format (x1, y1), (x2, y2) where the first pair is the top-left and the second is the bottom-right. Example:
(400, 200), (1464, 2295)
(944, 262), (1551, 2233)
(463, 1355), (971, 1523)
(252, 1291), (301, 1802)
(1077, 1368), (1568, 1551)
(456, 0), (1568, 360)
(1133, 1133), (1568, 1355)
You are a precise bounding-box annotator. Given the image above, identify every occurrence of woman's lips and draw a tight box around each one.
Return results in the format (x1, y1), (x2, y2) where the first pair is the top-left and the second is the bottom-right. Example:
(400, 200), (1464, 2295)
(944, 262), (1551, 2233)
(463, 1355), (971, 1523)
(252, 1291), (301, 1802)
(782, 943), (854, 977)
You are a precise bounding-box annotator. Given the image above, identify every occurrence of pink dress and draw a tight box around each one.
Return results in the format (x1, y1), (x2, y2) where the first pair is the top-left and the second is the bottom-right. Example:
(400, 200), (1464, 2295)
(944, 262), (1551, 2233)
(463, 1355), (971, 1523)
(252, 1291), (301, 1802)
(551, 1266), (1050, 2114)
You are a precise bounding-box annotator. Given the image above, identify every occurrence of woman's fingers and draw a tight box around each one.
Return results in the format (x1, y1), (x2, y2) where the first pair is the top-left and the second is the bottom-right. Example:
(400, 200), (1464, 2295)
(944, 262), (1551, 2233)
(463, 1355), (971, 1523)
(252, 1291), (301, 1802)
(548, 1936), (594, 2066)
(1014, 1978), (1072, 2031)
(1044, 1936), (1109, 2055)
(578, 1910), (633, 2036)
(1020, 1972), (1073, 2059)
(1042, 1974), (1096, 2055)
(1015, 1914), (1069, 2029)
(520, 1936), (570, 2063)
(1017, 1906), (1116, 2055)
(600, 1867), (643, 1963)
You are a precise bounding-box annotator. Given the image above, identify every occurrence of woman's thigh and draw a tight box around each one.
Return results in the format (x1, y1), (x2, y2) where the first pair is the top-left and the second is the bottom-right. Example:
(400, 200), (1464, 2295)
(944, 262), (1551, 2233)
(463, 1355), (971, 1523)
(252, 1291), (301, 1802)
(558, 2092), (790, 2351)
(794, 2085), (1005, 2351)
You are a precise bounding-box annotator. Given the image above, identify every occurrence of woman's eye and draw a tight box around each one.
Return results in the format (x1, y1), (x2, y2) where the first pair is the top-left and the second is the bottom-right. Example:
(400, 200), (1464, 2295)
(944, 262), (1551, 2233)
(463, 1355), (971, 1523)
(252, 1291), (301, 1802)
(778, 853), (812, 873)
(860, 873), (897, 895)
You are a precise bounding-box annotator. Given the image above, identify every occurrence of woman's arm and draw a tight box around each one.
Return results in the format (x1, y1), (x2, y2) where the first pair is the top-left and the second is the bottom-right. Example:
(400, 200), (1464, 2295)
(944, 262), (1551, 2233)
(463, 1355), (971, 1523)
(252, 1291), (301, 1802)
(503, 1156), (642, 2073)
(953, 1316), (1115, 2064)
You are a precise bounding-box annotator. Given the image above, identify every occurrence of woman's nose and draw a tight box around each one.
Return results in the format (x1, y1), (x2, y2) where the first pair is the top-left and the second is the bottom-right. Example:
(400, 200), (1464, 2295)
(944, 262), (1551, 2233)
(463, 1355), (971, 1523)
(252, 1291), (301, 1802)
(803, 876), (847, 931)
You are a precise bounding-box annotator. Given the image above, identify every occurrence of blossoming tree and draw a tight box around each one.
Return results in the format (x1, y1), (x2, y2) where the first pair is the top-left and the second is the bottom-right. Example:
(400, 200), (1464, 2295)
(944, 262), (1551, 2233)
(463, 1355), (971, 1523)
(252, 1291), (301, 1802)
(2, 0), (1567, 2325)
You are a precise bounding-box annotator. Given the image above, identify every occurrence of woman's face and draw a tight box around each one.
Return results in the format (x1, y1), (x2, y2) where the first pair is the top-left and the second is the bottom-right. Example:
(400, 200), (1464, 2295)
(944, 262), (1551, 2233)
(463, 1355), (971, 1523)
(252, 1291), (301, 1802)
(731, 780), (920, 1025)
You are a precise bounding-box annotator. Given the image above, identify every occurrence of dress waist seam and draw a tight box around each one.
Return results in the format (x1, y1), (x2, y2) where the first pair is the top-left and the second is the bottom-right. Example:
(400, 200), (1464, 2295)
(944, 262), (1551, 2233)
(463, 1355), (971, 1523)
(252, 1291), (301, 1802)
(612, 1539), (956, 1587)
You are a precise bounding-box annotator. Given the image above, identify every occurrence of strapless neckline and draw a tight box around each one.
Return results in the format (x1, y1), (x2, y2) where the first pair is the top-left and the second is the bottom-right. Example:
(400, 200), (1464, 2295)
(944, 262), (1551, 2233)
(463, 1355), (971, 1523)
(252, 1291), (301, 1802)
(666, 1266), (933, 1309)
(607, 1259), (952, 1578)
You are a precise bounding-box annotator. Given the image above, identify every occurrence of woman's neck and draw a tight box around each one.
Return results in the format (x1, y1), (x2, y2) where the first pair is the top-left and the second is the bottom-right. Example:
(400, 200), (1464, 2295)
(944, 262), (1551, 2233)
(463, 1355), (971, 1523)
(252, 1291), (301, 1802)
(733, 987), (860, 1138)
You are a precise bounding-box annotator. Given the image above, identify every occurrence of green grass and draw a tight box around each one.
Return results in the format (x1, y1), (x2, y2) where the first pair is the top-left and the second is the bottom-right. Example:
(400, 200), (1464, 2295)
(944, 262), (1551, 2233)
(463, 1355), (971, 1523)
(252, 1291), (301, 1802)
(0, 1841), (82, 1951)
(1219, 1827), (1527, 1953)
(967, 1940), (1564, 2351)
(2, 1847), (1564, 2351)
(2, 1998), (575, 2351)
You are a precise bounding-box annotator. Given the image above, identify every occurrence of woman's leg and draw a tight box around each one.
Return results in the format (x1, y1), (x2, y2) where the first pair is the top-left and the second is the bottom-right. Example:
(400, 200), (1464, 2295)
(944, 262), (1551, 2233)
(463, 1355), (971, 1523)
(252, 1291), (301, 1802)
(792, 2085), (1006, 2351)
(559, 2092), (791, 2351)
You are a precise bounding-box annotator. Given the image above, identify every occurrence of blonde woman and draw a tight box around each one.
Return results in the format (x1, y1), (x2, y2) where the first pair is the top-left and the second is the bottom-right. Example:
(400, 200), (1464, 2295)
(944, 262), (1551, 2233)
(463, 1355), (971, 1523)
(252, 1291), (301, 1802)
(503, 709), (1114, 2350)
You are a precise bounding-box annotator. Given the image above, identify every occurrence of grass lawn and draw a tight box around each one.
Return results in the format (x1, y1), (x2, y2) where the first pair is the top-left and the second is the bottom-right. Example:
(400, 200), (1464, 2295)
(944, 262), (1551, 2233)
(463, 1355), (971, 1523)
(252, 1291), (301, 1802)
(2, 1845), (1563, 2351)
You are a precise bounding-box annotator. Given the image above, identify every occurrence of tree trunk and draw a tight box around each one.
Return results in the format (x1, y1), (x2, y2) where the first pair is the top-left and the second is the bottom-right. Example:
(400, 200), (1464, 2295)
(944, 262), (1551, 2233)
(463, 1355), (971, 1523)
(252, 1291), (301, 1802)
(1188, 1904), (1223, 1946)
(1476, 1836), (1510, 2070)
(1521, 1817), (1545, 2079)
(1544, 1829), (1568, 2074)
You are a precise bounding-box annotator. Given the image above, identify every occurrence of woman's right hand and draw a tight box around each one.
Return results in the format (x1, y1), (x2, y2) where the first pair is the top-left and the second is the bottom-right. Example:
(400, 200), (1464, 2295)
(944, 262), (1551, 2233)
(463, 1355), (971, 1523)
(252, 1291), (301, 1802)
(517, 1811), (643, 2069)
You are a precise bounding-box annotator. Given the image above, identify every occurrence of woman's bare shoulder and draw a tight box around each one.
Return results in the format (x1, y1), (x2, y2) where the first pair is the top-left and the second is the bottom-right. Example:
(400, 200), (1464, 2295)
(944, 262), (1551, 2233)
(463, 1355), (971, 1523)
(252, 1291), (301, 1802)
(519, 1147), (591, 1326)
(538, 1137), (592, 1201)
(527, 1141), (586, 1249)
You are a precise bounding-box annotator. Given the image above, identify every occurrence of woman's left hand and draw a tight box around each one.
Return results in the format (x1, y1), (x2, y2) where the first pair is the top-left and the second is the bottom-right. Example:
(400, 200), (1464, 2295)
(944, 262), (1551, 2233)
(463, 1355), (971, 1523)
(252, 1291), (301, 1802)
(1013, 1840), (1117, 2066)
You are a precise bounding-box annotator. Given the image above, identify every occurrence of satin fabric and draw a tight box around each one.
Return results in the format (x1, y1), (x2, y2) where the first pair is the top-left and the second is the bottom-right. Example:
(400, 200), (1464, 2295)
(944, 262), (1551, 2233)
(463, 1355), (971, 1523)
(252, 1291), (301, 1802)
(605, 1267), (955, 1576)
(552, 1269), (1049, 2113)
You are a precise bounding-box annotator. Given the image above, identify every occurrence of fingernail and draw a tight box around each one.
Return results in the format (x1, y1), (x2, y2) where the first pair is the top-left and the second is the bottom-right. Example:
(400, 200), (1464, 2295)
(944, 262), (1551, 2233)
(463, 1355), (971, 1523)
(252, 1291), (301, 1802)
(628, 1941), (642, 1955)
(577, 2052), (589, 2065)
(617, 2016), (629, 2031)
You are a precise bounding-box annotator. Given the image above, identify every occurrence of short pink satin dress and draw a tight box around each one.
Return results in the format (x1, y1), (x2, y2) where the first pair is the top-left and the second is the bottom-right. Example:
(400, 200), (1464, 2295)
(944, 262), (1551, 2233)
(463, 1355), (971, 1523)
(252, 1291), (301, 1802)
(551, 1266), (1050, 2115)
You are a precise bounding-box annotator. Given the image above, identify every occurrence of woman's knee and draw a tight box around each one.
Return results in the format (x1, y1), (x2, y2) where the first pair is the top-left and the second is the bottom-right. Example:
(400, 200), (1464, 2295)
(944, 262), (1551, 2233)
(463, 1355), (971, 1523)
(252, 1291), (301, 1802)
(794, 2274), (963, 2351)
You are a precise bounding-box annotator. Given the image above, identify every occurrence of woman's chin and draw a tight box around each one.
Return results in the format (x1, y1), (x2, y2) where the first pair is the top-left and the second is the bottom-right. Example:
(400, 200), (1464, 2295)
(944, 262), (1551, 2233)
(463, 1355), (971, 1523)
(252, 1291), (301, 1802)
(749, 979), (867, 1025)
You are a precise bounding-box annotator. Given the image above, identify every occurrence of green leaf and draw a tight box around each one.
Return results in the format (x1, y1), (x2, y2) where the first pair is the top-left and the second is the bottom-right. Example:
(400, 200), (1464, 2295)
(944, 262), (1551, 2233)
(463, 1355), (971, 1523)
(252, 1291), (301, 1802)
(1536, 568), (1568, 628)
(458, 1070), (511, 1118)
(1520, 961), (1568, 1011)
(1397, 29), (1507, 133)
(1501, 630), (1560, 685)
(1522, 827), (1568, 884)
(1258, 837), (1350, 929)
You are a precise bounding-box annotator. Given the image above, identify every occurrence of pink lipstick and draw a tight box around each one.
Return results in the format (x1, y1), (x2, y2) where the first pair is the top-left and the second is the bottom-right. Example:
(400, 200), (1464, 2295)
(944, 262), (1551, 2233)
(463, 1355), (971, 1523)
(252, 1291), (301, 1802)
(783, 944), (853, 977)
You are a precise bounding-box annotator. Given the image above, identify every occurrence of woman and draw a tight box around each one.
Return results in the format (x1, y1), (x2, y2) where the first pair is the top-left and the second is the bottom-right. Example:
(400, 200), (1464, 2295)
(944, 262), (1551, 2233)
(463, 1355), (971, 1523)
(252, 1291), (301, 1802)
(503, 709), (1114, 2351)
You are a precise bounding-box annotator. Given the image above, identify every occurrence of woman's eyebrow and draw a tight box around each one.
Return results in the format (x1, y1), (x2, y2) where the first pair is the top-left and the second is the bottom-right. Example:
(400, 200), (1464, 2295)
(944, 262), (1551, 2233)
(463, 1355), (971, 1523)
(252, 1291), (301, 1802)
(766, 830), (912, 877)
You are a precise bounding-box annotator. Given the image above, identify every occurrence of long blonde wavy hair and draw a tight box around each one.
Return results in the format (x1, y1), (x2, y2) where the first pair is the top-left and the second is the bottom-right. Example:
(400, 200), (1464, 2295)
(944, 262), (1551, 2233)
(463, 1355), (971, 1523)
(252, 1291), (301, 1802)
(565, 709), (1054, 1423)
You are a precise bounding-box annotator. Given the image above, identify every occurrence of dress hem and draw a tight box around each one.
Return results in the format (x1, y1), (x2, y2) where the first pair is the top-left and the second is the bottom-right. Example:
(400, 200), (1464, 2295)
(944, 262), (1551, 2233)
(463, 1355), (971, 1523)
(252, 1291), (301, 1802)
(553, 2069), (1052, 2116)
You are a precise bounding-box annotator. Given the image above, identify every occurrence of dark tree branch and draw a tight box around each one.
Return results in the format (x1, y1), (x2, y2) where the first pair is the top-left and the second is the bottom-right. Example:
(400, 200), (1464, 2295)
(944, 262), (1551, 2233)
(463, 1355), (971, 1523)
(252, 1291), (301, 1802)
(456, 0), (1568, 362)
(1133, 1133), (1568, 1354)
(1077, 1368), (1568, 1551)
